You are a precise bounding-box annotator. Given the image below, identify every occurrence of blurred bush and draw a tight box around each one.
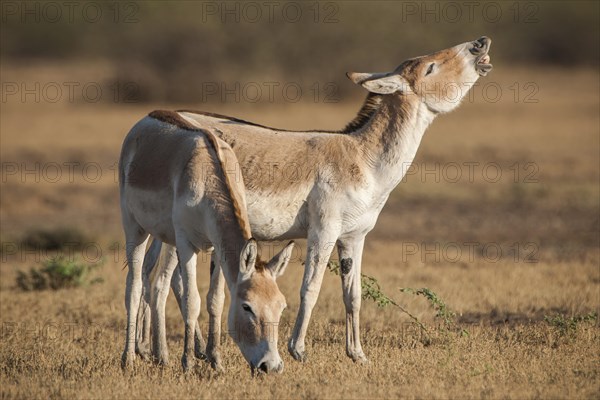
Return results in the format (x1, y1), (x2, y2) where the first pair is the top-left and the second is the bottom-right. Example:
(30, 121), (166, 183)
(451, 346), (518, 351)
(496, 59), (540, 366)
(19, 227), (94, 251)
(16, 255), (103, 291)
(1, 1), (597, 102)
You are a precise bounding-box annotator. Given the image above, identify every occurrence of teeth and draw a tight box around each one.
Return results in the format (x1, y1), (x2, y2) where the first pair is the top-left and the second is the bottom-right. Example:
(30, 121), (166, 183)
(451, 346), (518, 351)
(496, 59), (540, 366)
(478, 55), (490, 64)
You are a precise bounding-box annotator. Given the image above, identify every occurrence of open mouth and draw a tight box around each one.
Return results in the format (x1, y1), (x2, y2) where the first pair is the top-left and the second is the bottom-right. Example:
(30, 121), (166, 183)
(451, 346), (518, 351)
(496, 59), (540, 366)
(472, 37), (492, 76)
(478, 54), (491, 65)
(476, 54), (493, 76)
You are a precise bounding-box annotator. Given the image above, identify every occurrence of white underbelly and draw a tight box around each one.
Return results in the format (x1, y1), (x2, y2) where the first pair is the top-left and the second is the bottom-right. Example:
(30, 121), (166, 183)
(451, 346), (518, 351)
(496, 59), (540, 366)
(124, 187), (177, 244)
(246, 191), (309, 240)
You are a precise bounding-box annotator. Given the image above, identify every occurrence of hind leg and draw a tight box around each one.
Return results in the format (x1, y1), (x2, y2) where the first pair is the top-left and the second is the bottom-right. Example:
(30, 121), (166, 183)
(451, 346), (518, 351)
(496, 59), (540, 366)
(121, 218), (149, 369)
(151, 244), (179, 365)
(135, 286), (152, 360)
(136, 239), (162, 360)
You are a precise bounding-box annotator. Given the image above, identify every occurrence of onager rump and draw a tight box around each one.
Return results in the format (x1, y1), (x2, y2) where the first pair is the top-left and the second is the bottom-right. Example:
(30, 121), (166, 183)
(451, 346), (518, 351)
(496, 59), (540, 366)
(119, 110), (294, 373)
(139, 37), (493, 366)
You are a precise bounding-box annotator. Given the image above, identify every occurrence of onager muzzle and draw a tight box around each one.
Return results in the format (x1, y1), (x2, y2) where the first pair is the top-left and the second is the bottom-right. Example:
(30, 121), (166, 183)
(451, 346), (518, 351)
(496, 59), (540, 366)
(472, 36), (493, 76)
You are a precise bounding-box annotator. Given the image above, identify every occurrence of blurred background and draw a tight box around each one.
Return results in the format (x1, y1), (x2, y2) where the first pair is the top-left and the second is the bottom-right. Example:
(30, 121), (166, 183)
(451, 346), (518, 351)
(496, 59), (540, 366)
(1, 0), (598, 292)
(2, 0), (598, 102)
(1, 1), (598, 276)
(1, 2), (599, 397)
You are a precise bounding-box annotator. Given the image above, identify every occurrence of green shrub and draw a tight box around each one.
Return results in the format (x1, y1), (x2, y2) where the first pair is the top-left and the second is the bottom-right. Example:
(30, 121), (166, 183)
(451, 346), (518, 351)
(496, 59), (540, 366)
(544, 312), (597, 337)
(16, 256), (103, 291)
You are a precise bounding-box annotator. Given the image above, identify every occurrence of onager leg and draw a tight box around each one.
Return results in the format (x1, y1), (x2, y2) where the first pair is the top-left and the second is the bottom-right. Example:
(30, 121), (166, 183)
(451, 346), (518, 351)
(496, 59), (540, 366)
(205, 255), (226, 371)
(170, 262), (206, 360)
(337, 236), (367, 363)
(121, 224), (149, 369)
(151, 245), (179, 365)
(135, 281), (151, 360)
(288, 229), (338, 361)
(176, 238), (201, 372)
(136, 239), (162, 360)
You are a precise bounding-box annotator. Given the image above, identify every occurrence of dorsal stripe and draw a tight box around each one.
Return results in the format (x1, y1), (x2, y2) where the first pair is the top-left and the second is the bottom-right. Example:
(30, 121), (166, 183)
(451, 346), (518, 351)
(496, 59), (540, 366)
(201, 129), (253, 241)
(176, 93), (382, 135)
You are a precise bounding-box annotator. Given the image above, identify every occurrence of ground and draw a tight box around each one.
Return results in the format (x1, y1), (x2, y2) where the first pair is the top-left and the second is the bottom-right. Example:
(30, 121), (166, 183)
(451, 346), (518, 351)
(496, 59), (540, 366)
(0, 65), (598, 399)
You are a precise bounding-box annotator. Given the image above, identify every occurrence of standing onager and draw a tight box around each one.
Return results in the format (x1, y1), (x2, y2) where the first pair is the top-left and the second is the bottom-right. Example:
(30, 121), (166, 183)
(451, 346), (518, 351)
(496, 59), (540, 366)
(119, 111), (294, 374)
(141, 37), (493, 366)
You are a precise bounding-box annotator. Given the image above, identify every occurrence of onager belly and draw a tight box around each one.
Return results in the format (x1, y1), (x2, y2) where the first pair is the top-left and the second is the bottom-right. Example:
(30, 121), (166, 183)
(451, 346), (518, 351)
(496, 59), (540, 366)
(124, 187), (177, 244)
(245, 191), (309, 240)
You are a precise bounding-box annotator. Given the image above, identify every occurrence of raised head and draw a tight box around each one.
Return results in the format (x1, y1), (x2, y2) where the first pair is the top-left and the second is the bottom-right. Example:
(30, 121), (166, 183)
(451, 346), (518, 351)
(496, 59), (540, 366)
(348, 36), (493, 113)
(228, 239), (294, 374)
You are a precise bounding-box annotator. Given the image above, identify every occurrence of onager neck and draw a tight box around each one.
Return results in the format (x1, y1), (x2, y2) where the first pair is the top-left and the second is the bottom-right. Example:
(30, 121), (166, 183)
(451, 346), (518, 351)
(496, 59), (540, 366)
(354, 95), (436, 192)
(217, 232), (246, 291)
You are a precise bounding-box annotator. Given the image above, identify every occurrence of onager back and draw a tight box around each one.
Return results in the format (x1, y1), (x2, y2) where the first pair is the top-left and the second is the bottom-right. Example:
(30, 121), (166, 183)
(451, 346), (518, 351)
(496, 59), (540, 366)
(119, 110), (294, 374)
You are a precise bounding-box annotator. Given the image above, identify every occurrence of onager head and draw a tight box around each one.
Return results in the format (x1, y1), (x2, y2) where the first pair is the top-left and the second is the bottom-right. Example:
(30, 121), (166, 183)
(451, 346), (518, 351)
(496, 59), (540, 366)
(228, 239), (294, 374)
(347, 36), (493, 113)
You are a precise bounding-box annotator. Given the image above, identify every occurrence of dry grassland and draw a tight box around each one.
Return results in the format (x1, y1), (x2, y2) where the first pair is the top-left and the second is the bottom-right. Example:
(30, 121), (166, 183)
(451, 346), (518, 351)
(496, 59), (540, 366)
(0, 65), (598, 399)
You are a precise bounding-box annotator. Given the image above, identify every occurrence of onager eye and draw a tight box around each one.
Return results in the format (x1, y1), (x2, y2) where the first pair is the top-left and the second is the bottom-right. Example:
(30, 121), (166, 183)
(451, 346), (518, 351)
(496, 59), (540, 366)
(242, 304), (254, 315)
(426, 63), (435, 76)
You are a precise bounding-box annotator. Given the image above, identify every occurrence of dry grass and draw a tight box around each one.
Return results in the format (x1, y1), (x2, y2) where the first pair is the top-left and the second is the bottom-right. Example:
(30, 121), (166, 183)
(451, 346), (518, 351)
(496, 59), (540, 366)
(0, 65), (598, 399)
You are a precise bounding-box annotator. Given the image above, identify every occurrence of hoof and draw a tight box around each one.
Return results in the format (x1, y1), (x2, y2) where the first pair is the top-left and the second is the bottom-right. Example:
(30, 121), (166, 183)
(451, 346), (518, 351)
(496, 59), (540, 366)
(154, 355), (169, 367)
(194, 348), (208, 361)
(182, 353), (196, 372)
(210, 359), (225, 372)
(288, 340), (307, 362)
(348, 351), (368, 364)
(121, 352), (135, 370)
(208, 351), (224, 372)
(194, 337), (207, 360)
(136, 346), (152, 362)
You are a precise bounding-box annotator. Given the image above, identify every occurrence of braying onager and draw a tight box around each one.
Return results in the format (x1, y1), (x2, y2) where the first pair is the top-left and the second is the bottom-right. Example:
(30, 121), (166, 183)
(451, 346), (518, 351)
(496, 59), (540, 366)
(119, 111), (295, 374)
(139, 37), (493, 366)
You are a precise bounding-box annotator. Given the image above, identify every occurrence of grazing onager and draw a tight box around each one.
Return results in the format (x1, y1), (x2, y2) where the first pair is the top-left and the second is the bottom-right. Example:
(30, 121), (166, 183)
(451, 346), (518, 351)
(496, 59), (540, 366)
(140, 37), (493, 366)
(119, 111), (294, 374)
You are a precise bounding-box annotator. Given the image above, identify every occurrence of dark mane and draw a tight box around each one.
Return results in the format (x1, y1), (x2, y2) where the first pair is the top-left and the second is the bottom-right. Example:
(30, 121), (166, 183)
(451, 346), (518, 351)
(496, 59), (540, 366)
(176, 109), (294, 132)
(176, 93), (382, 135)
(340, 93), (383, 133)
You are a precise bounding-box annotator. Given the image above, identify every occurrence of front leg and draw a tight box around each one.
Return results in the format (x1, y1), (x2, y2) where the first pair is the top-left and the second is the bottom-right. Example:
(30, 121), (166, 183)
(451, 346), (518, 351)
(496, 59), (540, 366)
(205, 255), (226, 371)
(337, 235), (368, 363)
(171, 262), (206, 360)
(176, 238), (201, 372)
(288, 229), (338, 362)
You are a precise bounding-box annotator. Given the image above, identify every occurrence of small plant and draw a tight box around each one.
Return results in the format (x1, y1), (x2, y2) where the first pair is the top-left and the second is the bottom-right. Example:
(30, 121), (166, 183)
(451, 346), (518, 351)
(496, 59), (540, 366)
(400, 287), (468, 337)
(16, 255), (103, 291)
(544, 312), (597, 337)
(327, 261), (430, 340)
(326, 262), (468, 343)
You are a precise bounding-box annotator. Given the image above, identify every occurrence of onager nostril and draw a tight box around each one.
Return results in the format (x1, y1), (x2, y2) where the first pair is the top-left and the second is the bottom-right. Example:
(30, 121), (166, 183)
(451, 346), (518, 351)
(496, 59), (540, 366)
(258, 362), (269, 373)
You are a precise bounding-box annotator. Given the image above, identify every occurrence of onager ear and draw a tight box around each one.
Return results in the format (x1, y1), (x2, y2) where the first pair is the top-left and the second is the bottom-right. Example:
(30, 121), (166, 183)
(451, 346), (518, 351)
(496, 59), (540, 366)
(266, 241), (295, 280)
(239, 238), (258, 281)
(346, 71), (411, 95)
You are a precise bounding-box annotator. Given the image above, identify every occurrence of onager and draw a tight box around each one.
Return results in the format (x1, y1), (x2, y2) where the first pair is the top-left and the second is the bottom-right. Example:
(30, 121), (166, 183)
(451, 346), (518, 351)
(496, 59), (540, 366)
(139, 37), (493, 367)
(119, 111), (294, 374)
